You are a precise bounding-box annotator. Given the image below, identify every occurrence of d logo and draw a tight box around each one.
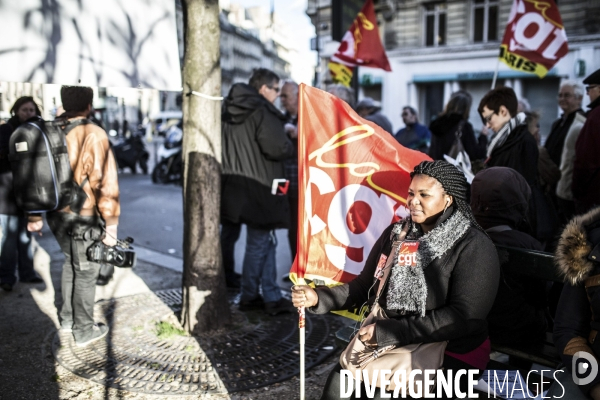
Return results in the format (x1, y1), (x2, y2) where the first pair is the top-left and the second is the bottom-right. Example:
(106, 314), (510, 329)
(572, 351), (599, 386)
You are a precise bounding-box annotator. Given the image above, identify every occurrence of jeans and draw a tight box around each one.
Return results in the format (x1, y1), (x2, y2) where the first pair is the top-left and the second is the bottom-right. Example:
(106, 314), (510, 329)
(220, 221), (241, 283)
(46, 212), (103, 340)
(0, 214), (36, 285)
(240, 226), (281, 303)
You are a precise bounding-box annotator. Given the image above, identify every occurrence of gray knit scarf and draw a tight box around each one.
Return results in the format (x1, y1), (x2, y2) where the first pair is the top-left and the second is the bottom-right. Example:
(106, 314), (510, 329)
(386, 210), (471, 317)
(486, 112), (526, 159)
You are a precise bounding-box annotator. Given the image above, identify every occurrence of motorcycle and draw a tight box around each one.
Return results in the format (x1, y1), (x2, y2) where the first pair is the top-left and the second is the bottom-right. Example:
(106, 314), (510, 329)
(152, 123), (183, 184)
(112, 131), (149, 174)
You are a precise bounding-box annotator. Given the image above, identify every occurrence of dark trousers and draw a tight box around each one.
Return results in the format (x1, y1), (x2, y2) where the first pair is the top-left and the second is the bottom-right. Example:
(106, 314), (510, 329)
(220, 221), (241, 283)
(288, 195), (298, 263)
(0, 214), (36, 285)
(47, 212), (103, 340)
(320, 356), (481, 400)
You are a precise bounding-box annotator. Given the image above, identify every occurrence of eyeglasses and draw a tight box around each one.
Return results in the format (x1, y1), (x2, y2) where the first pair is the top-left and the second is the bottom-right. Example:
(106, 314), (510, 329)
(586, 85), (599, 93)
(482, 112), (496, 124)
(268, 85), (281, 93)
(557, 92), (573, 98)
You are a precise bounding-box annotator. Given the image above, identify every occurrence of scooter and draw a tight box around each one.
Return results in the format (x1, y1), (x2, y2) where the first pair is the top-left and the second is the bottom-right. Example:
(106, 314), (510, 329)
(152, 123), (183, 184)
(112, 131), (149, 174)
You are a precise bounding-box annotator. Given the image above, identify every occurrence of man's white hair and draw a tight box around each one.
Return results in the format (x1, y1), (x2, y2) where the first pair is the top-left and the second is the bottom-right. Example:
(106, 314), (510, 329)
(561, 80), (584, 99)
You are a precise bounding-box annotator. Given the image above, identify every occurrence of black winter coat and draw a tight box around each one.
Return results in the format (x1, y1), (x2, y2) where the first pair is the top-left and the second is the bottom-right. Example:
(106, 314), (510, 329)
(486, 124), (539, 186)
(308, 215), (500, 355)
(220, 83), (294, 230)
(0, 116), (22, 215)
(554, 206), (600, 396)
(428, 113), (488, 161)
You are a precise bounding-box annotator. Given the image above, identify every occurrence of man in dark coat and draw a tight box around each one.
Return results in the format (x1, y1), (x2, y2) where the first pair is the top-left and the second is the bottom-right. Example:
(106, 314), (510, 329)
(478, 86), (539, 186)
(394, 106), (431, 153)
(573, 68), (600, 214)
(545, 81), (585, 170)
(220, 68), (295, 315)
(471, 167), (547, 345)
(355, 97), (393, 133)
(478, 87), (558, 243)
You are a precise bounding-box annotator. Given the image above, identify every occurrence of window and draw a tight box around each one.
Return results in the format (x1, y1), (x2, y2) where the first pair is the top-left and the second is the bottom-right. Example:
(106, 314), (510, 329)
(425, 3), (447, 47)
(472, 0), (499, 43)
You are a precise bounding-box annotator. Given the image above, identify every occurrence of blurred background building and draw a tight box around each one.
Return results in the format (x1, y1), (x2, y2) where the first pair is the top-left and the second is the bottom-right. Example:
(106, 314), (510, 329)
(309, 0), (600, 139)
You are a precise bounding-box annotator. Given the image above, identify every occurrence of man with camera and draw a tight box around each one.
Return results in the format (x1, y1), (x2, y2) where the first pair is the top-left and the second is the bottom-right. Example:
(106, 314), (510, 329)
(27, 86), (120, 347)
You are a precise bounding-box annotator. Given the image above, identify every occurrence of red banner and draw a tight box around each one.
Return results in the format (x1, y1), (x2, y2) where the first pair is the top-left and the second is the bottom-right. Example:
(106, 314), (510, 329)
(290, 85), (429, 311)
(500, 0), (568, 78)
(329, 0), (391, 87)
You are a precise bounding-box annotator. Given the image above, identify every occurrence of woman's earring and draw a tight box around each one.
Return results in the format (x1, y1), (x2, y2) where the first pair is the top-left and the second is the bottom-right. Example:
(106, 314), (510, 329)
(443, 199), (449, 214)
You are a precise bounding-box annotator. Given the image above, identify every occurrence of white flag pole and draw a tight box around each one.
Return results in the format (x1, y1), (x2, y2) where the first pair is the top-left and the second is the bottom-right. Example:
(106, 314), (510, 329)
(491, 58), (500, 89)
(297, 277), (306, 400)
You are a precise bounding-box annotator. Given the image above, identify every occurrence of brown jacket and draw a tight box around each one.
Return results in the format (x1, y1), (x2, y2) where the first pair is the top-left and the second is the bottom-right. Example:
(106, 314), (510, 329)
(29, 117), (120, 225)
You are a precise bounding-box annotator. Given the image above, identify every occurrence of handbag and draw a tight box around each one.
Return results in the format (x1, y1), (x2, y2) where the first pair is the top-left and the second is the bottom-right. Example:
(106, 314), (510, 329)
(444, 121), (474, 183)
(339, 238), (447, 394)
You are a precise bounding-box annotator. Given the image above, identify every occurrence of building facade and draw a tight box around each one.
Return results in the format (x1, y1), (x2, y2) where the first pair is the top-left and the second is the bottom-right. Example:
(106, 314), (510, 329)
(308, 0), (600, 138)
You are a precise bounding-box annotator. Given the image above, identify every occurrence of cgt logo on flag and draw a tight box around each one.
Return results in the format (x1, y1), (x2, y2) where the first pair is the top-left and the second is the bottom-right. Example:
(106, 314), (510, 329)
(290, 85), (429, 320)
(500, 0), (568, 78)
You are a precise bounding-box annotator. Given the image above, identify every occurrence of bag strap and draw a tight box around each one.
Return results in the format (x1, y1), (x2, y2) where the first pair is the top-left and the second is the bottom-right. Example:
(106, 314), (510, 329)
(54, 118), (91, 136)
(455, 120), (465, 139)
(374, 224), (410, 302)
(374, 241), (401, 303)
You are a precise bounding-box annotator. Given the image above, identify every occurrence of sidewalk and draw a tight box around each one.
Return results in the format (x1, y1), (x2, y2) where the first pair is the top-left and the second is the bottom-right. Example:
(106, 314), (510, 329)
(0, 223), (341, 399)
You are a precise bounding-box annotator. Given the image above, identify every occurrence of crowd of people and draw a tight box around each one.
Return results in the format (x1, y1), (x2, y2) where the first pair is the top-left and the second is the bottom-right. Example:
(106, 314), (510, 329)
(1, 65), (600, 398)
(289, 69), (600, 398)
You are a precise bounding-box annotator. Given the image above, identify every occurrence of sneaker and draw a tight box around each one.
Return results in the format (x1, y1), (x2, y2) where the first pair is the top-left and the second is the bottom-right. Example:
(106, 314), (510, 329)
(239, 296), (265, 311)
(75, 323), (109, 347)
(0, 283), (13, 292)
(264, 298), (296, 316)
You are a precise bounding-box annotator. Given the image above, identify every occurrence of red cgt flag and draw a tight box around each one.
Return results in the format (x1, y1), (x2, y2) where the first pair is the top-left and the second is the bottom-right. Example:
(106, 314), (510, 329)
(329, 0), (392, 87)
(499, 0), (568, 78)
(290, 85), (429, 318)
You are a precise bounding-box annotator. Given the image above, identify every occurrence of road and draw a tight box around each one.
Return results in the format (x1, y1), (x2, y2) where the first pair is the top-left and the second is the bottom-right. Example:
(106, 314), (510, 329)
(118, 172), (294, 288)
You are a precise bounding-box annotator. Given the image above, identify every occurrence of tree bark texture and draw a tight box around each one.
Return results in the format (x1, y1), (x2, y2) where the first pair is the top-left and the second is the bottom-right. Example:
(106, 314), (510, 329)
(181, 0), (230, 334)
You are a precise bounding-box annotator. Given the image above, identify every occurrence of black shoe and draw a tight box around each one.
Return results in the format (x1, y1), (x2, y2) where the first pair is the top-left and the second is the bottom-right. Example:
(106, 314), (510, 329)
(0, 283), (13, 292)
(264, 298), (296, 316)
(239, 296), (265, 311)
(21, 275), (44, 283)
(96, 275), (112, 286)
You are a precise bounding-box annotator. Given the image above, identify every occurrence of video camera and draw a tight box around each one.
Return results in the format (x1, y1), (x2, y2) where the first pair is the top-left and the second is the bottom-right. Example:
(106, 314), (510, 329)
(87, 237), (136, 268)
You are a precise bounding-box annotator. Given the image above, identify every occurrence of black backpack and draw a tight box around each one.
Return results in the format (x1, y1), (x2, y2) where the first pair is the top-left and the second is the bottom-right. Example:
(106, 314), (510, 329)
(9, 117), (90, 213)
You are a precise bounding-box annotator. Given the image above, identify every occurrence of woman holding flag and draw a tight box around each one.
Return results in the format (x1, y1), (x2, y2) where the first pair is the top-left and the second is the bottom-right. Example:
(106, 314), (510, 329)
(292, 160), (500, 399)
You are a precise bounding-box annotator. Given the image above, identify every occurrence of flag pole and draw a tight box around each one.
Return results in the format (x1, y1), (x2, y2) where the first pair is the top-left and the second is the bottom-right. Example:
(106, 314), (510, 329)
(491, 58), (500, 89)
(297, 277), (306, 400)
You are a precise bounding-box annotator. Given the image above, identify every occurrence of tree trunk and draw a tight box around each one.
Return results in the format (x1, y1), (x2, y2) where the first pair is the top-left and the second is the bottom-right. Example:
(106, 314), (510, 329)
(181, 0), (230, 334)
